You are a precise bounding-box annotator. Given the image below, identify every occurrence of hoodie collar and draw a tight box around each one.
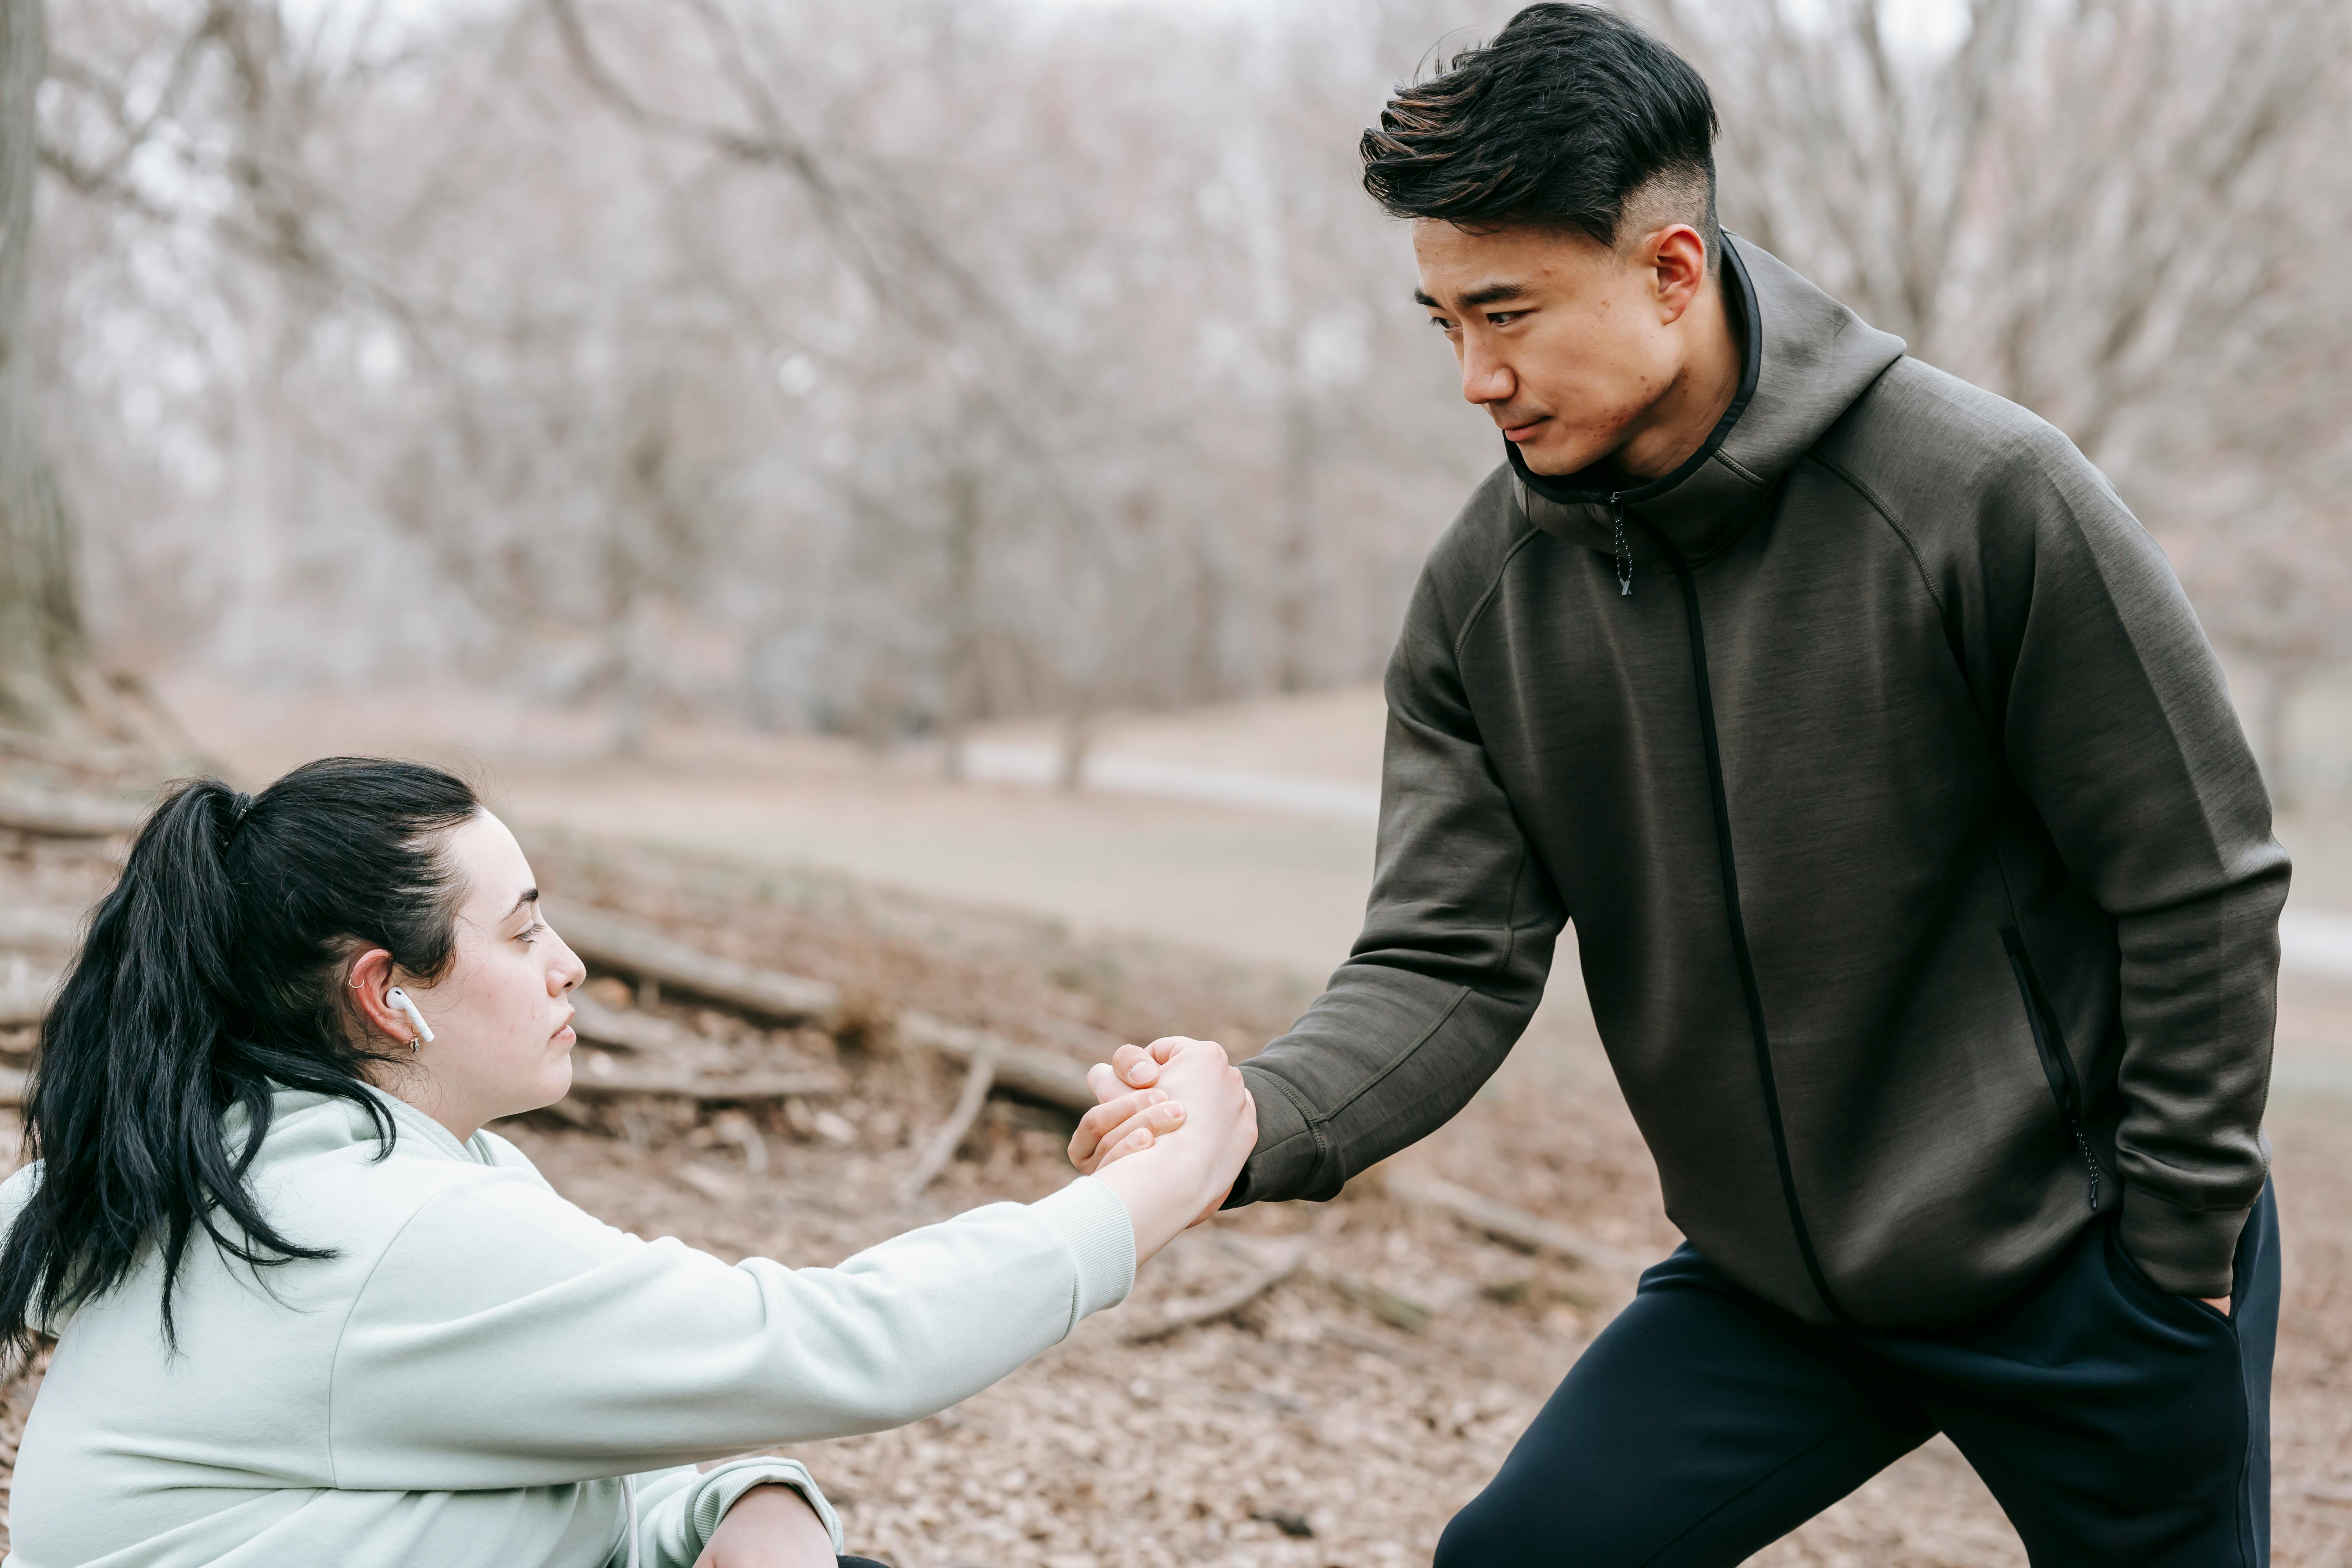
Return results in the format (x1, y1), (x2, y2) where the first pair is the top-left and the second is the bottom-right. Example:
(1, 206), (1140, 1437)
(1510, 236), (1906, 574)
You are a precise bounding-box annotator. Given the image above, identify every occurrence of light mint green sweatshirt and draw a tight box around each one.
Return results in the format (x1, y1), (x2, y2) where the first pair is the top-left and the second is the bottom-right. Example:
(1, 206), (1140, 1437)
(0, 1086), (1136, 1567)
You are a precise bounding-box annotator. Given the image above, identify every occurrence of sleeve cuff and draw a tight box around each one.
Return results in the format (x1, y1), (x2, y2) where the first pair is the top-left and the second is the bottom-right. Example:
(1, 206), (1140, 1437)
(1030, 1176), (1136, 1319)
(1226, 1061), (1318, 1207)
(2119, 1183), (2253, 1298)
(687, 1457), (843, 1556)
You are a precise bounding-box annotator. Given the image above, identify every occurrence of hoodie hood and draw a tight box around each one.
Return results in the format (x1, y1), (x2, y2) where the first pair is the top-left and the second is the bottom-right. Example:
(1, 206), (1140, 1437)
(1510, 235), (1906, 570)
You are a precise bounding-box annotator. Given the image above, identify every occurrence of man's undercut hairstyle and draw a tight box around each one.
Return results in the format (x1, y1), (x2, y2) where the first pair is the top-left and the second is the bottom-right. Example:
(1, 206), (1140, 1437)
(1361, 4), (1722, 269)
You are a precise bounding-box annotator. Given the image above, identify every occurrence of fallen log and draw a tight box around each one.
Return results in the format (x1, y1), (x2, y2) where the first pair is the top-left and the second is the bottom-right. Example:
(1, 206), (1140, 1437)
(897, 1046), (998, 1202)
(894, 1009), (1094, 1113)
(0, 968), (59, 1029)
(1125, 1240), (1308, 1343)
(565, 1067), (845, 1101)
(0, 907), (81, 956)
(1383, 1171), (1647, 1275)
(551, 906), (842, 1029)
(569, 992), (701, 1055)
(0, 790), (147, 840)
(1314, 1268), (1434, 1334)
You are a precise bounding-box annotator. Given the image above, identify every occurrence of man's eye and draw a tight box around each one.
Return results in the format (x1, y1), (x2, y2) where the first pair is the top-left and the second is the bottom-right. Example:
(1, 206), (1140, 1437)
(1429, 316), (1457, 331)
(1487, 311), (1524, 326)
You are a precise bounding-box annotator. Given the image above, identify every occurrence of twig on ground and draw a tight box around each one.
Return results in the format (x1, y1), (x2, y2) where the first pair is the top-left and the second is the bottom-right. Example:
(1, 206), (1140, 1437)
(564, 1068), (844, 1102)
(1125, 1240), (1310, 1343)
(1383, 1171), (1647, 1275)
(551, 905), (843, 1029)
(0, 791), (146, 840)
(1314, 1268), (1435, 1334)
(897, 1046), (998, 1202)
(569, 993), (699, 1055)
(0, 965), (58, 1030)
(895, 1009), (1095, 1113)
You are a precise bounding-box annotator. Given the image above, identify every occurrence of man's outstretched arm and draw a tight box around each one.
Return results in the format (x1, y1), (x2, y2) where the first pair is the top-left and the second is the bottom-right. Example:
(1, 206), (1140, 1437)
(1077, 570), (1566, 1205)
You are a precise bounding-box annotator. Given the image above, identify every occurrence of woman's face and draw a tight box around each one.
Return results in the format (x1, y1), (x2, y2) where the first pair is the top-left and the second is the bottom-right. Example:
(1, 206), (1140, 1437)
(379, 812), (586, 1140)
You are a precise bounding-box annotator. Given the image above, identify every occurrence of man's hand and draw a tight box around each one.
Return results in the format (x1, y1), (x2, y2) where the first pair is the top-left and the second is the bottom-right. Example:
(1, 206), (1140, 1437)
(2200, 1296), (2229, 1315)
(1068, 1038), (1191, 1175)
(692, 1483), (833, 1568)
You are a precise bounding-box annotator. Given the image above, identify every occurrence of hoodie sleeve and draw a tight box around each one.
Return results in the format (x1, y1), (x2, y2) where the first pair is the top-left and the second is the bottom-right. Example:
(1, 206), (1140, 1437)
(323, 1172), (1134, 1492)
(1229, 561), (1568, 1205)
(621, 1456), (843, 1567)
(1961, 426), (2289, 1297)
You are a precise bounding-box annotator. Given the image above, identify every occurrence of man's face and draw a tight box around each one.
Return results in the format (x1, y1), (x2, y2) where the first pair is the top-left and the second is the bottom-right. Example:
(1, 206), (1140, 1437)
(1413, 220), (1688, 478)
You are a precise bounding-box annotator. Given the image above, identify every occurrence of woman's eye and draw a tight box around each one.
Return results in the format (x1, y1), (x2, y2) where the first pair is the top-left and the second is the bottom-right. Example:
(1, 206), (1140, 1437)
(518, 922), (543, 945)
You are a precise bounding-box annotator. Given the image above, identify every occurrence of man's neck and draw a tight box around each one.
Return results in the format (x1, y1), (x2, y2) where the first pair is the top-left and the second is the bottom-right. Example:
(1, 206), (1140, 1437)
(1611, 269), (1745, 483)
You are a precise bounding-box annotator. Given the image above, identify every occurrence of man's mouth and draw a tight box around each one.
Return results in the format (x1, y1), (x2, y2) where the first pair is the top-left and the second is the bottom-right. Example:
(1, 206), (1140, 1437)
(1501, 415), (1549, 443)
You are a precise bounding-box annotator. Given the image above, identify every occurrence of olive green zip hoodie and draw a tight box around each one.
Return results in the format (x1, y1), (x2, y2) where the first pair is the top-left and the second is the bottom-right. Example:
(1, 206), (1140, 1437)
(0, 1086), (1136, 1566)
(1230, 236), (2287, 1328)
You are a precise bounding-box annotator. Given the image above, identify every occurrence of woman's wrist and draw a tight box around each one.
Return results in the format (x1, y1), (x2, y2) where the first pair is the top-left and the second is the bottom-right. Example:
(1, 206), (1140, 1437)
(1089, 1147), (1196, 1266)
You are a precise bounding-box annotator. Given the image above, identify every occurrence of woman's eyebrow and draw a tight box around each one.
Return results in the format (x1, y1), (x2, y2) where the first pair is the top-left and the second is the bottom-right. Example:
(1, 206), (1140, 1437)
(504, 888), (541, 919)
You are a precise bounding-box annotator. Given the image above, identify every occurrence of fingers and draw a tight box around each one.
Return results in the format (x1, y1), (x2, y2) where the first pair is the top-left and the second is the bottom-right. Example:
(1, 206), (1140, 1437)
(1069, 1086), (1173, 1168)
(1111, 1042), (1163, 1091)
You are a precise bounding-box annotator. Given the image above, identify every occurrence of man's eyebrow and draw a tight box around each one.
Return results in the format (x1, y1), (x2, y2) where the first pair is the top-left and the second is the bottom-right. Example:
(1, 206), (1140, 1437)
(1460, 282), (1532, 308)
(506, 887), (541, 919)
(1412, 282), (1533, 310)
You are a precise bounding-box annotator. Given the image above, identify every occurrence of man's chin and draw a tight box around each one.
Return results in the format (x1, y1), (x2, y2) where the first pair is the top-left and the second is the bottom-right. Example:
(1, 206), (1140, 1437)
(1511, 428), (1606, 479)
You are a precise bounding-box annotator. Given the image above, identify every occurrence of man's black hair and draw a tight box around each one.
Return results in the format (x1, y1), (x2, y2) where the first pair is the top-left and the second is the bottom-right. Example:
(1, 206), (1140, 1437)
(1361, 4), (1721, 265)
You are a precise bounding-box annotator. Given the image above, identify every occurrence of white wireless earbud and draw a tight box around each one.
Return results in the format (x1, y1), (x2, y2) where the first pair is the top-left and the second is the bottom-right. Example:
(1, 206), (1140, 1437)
(384, 987), (436, 1046)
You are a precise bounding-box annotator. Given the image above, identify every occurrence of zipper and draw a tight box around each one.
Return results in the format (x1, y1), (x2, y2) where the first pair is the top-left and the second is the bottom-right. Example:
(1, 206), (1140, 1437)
(1608, 494), (1634, 595)
(1633, 516), (1853, 1325)
(2000, 927), (2104, 1211)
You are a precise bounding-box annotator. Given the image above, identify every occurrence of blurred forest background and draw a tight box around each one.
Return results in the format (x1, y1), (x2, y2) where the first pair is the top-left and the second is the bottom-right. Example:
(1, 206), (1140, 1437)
(9, 3), (2352, 1562)
(4, 0), (2351, 799)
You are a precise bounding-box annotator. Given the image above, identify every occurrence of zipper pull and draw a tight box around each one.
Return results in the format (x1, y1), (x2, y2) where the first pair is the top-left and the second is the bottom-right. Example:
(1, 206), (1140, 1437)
(1610, 494), (1633, 597)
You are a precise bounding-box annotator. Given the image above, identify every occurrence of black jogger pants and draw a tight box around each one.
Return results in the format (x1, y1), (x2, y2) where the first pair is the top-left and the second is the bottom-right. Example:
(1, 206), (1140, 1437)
(1437, 1183), (2279, 1567)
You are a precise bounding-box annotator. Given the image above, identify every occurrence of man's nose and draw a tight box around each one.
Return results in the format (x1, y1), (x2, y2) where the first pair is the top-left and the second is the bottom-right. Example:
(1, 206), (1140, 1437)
(1461, 341), (1515, 408)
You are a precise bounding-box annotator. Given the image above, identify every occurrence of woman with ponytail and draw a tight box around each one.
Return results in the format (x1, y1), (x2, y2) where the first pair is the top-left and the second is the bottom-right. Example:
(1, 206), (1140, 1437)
(0, 759), (1252, 1568)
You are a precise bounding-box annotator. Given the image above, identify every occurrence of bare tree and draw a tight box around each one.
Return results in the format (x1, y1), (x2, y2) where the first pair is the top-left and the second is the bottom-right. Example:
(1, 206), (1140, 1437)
(0, 0), (95, 734)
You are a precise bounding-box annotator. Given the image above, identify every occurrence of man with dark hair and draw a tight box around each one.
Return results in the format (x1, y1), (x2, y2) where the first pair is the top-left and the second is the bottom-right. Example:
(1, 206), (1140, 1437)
(1074, 4), (2285, 1563)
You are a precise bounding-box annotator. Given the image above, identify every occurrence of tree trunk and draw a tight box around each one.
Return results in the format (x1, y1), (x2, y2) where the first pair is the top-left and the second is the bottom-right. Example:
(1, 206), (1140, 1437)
(2257, 662), (2303, 815)
(0, 0), (94, 735)
(937, 467), (980, 781)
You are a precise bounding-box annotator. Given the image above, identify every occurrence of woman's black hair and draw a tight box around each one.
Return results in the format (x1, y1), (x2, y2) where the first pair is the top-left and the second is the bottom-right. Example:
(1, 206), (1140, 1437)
(0, 758), (480, 1358)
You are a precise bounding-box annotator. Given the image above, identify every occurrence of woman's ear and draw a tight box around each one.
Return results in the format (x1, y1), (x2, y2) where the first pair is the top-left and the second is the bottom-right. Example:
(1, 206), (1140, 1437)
(345, 948), (416, 1045)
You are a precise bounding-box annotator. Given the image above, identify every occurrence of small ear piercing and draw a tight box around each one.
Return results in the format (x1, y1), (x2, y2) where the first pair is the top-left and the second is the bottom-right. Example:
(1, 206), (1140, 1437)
(385, 987), (435, 1053)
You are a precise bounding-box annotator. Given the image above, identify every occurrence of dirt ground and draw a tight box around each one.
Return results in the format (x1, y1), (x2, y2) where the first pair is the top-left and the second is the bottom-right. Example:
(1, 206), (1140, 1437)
(5, 811), (2352, 1566)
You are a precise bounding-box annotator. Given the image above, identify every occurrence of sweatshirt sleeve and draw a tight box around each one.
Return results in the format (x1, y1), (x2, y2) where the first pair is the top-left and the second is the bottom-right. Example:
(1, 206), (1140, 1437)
(623, 1456), (843, 1566)
(1229, 564), (1567, 1206)
(1960, 427), (2289, 1296)
(324, 1172), (1135, 1492)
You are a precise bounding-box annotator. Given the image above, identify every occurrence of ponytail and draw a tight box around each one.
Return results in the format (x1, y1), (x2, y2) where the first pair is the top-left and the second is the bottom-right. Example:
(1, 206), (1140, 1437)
(0, 759), (479, 1358)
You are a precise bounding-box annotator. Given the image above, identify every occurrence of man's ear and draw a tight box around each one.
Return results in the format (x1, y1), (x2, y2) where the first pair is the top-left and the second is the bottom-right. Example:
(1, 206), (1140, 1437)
(346, 947), (414, 1044)
(1648, 223), (1710, 324)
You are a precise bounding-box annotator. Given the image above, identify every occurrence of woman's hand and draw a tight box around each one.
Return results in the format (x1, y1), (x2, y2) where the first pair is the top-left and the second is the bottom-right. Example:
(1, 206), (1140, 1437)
(1068, 1039), (1192, 1174)
(1084, 1038), (1256, 1266)
(692, 1483), (833, 1568)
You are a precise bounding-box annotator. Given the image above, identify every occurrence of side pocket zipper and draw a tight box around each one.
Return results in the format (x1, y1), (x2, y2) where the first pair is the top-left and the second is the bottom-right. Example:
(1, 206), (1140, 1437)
(2001, 927), (2103, 1212)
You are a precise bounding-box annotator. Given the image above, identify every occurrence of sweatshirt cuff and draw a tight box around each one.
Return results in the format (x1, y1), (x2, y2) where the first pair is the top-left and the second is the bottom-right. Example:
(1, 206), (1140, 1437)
(687, 1457), (843, 1556)
(1031, 1176), (1136, 1319)
(1226, 1061), (1317, 1207)
(2119, 1184), (2252, 1298)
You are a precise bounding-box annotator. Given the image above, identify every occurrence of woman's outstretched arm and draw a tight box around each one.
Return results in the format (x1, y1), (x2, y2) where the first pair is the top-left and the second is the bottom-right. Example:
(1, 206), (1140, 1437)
(322, 1044), (1252, 1527)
